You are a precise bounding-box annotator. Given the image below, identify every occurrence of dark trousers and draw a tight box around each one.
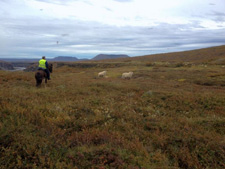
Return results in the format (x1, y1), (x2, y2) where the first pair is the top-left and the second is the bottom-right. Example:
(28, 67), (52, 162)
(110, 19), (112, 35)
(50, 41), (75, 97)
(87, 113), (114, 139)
(45, 69), (50, 79)
(38, 68), (50, 79)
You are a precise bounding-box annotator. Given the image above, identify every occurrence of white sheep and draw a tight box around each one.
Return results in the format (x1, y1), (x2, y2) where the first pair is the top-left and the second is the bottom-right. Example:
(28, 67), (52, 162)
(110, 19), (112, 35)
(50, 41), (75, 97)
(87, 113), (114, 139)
(98, 71), (107, 77)
(121, 72), (133, 79)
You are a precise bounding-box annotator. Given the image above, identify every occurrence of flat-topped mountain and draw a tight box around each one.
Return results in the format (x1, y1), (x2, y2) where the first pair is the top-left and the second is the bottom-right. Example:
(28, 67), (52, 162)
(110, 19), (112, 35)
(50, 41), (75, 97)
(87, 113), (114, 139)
(52, 56), (79, 61)
(92, 54), (129, 60)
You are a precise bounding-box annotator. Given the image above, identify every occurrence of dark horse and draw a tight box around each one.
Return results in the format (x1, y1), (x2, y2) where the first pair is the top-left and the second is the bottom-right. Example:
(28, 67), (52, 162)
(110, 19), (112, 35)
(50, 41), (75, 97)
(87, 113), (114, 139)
(35, 64), (53, 87)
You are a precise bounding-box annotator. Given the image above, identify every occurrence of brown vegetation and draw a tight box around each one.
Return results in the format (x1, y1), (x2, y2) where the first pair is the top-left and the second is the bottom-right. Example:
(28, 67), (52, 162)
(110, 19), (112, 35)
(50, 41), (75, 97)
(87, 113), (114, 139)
(0, 46), (225, 168)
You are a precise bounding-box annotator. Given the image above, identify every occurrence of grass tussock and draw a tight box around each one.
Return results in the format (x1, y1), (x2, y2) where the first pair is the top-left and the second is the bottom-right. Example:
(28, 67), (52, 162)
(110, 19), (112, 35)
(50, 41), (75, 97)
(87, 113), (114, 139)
(0, 63), (225, 168)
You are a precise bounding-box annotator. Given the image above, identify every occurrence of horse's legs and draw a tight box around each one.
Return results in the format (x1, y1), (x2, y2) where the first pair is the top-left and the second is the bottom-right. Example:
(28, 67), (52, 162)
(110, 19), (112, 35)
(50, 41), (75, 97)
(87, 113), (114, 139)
(44, 78), (47, 88)
(36, 80), (42, 87)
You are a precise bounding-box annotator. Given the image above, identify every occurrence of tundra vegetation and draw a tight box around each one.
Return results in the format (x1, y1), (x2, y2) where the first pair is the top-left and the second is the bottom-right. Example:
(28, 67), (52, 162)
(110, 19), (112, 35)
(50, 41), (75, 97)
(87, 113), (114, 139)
(0, 58), (225, 168)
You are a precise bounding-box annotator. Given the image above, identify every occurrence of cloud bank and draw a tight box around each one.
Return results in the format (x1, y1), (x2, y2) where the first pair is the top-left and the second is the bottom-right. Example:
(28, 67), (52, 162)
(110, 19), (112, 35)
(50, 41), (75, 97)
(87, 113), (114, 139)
(0, 0), (225, 58)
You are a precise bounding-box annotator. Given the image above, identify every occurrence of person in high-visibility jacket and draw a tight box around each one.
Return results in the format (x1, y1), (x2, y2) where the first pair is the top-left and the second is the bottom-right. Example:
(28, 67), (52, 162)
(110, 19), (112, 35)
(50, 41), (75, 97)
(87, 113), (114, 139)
(38, 56), (50, 80)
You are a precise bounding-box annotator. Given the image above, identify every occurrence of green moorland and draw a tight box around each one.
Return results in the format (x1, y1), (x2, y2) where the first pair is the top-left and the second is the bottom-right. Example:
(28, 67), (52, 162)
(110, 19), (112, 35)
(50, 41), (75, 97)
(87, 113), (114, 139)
(0, 57), (225, 168)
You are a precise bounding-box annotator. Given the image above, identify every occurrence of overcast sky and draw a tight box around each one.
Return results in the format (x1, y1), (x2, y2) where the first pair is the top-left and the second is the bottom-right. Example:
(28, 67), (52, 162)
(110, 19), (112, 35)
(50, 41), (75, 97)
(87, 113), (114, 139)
(0, 0), (225, 59)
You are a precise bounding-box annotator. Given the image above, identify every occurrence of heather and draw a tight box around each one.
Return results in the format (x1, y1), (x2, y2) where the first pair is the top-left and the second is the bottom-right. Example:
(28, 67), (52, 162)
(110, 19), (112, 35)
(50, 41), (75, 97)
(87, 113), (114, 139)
(0, 62), (224, 168)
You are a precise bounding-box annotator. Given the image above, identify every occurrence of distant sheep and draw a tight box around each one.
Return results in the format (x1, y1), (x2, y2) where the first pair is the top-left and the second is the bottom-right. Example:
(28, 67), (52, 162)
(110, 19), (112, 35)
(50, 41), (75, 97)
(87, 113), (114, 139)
(121, 72), (133, 79)
(98, 71), (107, 77)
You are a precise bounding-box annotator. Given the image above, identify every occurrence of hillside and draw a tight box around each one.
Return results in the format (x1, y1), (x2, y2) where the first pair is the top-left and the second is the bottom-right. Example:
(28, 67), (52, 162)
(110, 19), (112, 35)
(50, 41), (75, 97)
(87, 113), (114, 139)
(136, 45), (225, 63)
(98, 45), (225, 64)
(0, 61), (14, 70)
(92, 54), (129, 60)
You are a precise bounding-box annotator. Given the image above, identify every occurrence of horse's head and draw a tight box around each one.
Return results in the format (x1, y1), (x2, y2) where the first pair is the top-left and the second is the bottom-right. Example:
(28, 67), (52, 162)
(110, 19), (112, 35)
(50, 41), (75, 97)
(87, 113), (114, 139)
(49, 64), (53, 73)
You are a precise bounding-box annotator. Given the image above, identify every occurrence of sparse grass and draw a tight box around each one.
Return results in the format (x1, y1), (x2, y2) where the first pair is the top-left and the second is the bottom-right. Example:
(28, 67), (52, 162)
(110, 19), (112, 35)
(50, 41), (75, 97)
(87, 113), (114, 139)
(0, 62), (225, 168)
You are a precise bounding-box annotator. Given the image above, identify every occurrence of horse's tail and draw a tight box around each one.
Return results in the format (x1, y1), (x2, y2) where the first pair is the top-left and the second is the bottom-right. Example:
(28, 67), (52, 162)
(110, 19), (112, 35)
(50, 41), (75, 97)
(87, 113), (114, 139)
(35, 71), (43, 87)
(35, 72), (42, 80)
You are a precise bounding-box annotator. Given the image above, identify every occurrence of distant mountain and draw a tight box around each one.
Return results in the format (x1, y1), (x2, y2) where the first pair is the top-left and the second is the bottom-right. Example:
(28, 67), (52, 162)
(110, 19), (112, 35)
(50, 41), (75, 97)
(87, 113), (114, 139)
(51, 56), (90, 62)
(0, 61), (14, 70)
(0, 54), (130, 63)
(92, 54), (129, 60)
(0, 56), (89, 63)
(0, 58), (39, 62)
(52, 56), (79, 61)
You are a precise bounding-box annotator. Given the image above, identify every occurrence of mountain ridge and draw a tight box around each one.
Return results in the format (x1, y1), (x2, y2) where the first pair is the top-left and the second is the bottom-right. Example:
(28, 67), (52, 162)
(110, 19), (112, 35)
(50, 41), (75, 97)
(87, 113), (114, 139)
(0, 45), (225, 63)
(0, 54), (129, 62)
(92, 54), (129, 60)
(0, 60), (14, 70)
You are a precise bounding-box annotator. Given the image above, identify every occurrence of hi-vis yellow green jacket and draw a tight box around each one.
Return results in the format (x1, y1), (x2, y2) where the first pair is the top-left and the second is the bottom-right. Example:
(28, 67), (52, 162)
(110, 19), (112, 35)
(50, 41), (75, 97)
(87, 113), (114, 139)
(39, 59), (47, 69)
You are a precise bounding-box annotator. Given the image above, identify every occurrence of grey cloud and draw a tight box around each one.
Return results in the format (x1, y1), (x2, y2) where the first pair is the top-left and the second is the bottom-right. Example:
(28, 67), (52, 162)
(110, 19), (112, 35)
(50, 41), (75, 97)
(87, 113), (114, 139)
(1, 11), (225, 58)
(191, 10), (225, 23)
(211, 11), (225, 22)
(61, 34), (69, 37)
